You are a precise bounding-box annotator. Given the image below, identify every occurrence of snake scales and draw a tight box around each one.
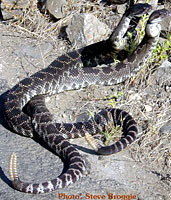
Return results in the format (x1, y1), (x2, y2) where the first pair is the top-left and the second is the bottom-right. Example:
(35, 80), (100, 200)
(3, 2), (169, 193)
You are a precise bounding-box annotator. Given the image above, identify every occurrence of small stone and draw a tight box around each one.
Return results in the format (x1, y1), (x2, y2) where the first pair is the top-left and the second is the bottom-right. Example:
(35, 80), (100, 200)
(76, 112), (90, 123)
(116, 3), (127, 15)
(45, 96), (51, 102)
(66, 13), (111, 48)
(129, 93), (142, 101)
(0, 79), (8, 93)
(154, 60), (171, 93)
(45, 0), (66, 19)
(144, 105), (152, 112)
(106, 0), (127, 5)
(2, 0), (29, 8)
(159, 121), (171, 135)
(160, 60), (171, 68)
(0, 63), (4, 72)
(1, 0), (30, 20)
(136, 0), (158, 9)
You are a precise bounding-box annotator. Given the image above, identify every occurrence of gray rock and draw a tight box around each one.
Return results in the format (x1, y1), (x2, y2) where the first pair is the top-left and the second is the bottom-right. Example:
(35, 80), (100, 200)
(45, 0), (66, 19)
(155, 60), (171, 86)
(15, 42), (53, 59)
(2, 0), (29, 7)
(0, 79), (8, 93)
(161, 16), (171, 33)
(136, 0), (158, 9)
(66, 13), (111, 48)
(116, 3), (127, 15)
(1, 0), (29, 20)
(104, 0), (128, 4)
(159, 120), (171, 135)
(76, 111), (90, 122)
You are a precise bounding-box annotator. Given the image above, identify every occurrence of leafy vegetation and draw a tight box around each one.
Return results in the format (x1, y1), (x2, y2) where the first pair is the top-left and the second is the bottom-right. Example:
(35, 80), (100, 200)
(151, 34), (171, 66)
(104, 91), (124, 108)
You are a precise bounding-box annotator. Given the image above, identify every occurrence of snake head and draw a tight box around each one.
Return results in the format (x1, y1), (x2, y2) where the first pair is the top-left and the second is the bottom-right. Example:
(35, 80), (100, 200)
(127, 3), (152, 18)
(148, 9), (170, 24)
(146, 9), (170, 38)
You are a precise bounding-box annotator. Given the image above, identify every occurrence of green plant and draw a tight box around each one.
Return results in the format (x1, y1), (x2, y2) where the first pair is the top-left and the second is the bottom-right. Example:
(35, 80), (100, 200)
(87, 91), (124, 147)
(151, 34), (171, 65)
(104, 91), (124, 108)
(101, 92), (124, 145)
(85, 116), (123, 147)
(103, 123), (123, 145)
(88, 110), (94, 119)
(111, 51), (120, 64)
(125, 14), (149, 55)
(124, 31), (138, 55)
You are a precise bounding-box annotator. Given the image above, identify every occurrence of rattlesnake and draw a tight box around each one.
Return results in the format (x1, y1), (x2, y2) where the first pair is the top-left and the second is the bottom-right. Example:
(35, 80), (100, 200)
(3, 2), (169, 193)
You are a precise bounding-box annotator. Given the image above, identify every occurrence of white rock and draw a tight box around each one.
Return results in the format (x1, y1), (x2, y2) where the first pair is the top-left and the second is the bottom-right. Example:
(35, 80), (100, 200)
(66, 13), (111, 48)
(144, 105), (152, 112)
(129, 93), (142, 101)
(45, 0), (66, 19)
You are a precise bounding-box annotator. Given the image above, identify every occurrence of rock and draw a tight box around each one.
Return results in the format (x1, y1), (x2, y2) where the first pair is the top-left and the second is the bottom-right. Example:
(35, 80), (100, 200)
(0, 79), (8, 93)
(160, 60), (171, 68)
(129, 93), (142, 101)
(144, 105), (152, 112)
(2, 0), (29, 8)
(45, 0), (66, 19)
(104, 0), (128, 5)
(15, 42), (53, 59)
(136, 0), (158, 9)
(159, 120), (171, 135)
(154, 60), (171, 93)
(0, 62), (4, 72)
(66, 13), (111, 48)
(116, 3), (127, 15)
(76, 111), (90, 123)
(1, 0), (30, 20)
(161, 17), (171, 34)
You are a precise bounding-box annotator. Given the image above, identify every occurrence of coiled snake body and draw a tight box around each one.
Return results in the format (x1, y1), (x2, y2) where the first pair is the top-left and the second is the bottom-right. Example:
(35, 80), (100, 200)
(3, 3), (169, 194)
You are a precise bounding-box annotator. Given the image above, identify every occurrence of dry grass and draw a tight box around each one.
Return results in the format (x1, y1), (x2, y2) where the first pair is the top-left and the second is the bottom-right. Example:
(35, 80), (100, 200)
(129, 96), (171, 178)
(118, 64), (171, 185)
(2, 0), (70, 42)
(1, 0), (116, 40)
